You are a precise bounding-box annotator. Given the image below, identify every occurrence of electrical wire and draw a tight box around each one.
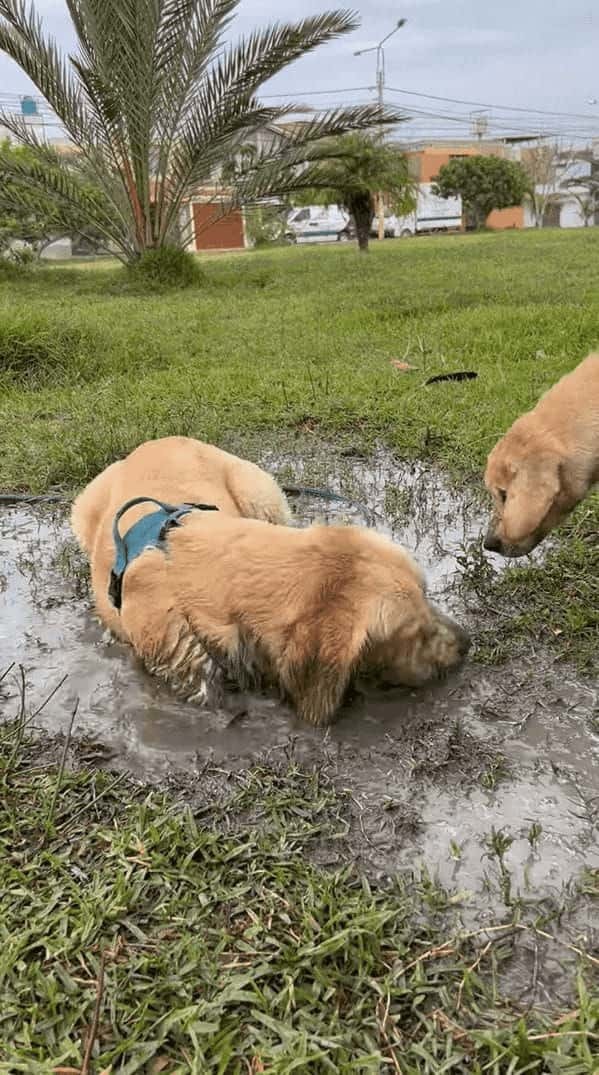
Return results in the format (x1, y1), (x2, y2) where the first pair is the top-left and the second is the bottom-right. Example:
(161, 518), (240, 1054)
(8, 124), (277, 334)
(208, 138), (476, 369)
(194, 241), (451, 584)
(385, 86), (599, 123)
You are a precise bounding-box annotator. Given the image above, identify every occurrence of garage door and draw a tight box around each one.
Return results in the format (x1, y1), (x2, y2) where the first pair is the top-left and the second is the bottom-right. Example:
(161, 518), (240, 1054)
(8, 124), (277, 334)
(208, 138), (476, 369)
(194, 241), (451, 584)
(193, 203), (245, 250)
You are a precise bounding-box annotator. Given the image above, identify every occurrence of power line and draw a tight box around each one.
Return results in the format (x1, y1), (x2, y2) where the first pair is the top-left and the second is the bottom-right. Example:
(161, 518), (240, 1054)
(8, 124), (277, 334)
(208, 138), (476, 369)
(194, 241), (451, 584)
(5, 81), (599, 125)
(254, 85), (374, 99)
(385, 86), (599, 123)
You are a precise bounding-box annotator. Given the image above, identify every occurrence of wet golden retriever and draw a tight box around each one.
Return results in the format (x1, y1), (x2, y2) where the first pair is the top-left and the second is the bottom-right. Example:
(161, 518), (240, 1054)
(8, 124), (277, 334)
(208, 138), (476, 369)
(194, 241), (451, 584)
(71, 436), (292, 640)
(72, 437), (469, 725)
(484, 353), (599, 557)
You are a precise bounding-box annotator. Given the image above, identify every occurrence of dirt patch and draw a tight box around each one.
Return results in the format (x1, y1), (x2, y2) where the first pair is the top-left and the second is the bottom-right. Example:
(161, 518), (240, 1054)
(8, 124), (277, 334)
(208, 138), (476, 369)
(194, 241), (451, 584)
(1, 446), (598, 934)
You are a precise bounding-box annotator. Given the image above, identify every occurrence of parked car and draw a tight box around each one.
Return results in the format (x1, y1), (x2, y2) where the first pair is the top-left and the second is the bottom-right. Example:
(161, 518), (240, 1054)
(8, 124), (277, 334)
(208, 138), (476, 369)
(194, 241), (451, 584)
(370, 184), (463, 238)
(286, 206), (354, 244)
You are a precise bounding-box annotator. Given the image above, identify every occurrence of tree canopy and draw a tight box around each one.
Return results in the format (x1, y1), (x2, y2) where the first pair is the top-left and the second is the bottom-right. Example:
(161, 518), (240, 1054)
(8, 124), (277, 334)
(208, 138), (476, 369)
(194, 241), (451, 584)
(432, 154), (529, 230)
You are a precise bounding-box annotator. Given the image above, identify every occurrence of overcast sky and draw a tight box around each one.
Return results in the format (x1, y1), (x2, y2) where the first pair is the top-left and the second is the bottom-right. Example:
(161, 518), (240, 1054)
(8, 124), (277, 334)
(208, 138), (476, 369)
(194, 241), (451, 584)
(1, 1), (597, 140)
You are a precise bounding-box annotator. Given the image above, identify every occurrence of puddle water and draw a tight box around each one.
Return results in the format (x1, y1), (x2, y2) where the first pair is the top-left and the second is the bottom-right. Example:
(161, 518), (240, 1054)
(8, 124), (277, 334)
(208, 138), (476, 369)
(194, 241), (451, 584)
(1, 448), (598, 934)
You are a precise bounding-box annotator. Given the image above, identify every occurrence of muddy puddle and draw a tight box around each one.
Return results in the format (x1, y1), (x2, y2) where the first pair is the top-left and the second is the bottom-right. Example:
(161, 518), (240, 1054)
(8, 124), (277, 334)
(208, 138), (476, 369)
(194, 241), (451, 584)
(1, 447), (598, 946)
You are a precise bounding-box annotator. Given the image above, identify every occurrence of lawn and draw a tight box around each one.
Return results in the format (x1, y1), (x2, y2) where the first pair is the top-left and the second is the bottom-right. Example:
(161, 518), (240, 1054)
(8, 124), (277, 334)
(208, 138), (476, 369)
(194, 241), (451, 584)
(1, 228), (597, 668)
(2, 722), (599, 1073)
(2, 230), (599, 1071)
(1, 230), (599, 491)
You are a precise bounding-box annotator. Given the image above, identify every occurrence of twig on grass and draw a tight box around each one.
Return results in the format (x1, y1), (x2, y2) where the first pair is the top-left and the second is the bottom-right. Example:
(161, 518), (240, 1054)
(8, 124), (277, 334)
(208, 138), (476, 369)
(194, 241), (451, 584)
(43, 698), (79, 843)
(81, 950), (106, 1075)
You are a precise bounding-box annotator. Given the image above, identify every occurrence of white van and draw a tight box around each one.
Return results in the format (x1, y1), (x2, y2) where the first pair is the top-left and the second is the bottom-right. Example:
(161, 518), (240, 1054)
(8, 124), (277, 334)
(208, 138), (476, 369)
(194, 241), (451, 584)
(372, 184), (463, 238)
(286, 206), (354, 244)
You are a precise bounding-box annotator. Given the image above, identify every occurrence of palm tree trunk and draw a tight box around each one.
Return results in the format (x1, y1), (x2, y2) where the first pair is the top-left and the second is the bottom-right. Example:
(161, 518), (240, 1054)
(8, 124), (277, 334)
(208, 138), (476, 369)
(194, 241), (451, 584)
(349, 191), (374, 253)
(356, 220), (370, 251)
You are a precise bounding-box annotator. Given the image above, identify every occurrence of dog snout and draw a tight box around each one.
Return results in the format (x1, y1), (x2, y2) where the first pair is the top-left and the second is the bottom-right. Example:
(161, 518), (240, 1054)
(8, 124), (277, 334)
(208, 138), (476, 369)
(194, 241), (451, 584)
(436, 610), (471, 657)
(483, 529), (502, 553)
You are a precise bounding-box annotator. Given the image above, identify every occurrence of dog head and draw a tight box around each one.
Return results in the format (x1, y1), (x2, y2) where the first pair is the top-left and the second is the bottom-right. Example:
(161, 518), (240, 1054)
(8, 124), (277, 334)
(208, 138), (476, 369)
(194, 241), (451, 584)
(364, 590), (470, 689)
(278, 542), (470, 726)
(483, 421), (574, 557)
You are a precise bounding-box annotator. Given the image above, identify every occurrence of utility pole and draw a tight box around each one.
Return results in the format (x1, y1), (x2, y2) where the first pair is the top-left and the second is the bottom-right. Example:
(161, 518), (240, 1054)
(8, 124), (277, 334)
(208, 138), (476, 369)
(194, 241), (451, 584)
(355, 18), (406, 242)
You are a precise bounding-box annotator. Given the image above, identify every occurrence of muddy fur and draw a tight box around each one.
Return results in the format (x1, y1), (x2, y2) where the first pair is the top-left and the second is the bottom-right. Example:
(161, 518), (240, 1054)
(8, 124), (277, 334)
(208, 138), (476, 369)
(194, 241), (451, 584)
(70, 436), (292, 639)
(101, 513), (469, 725)
(71, 437), (469, 725)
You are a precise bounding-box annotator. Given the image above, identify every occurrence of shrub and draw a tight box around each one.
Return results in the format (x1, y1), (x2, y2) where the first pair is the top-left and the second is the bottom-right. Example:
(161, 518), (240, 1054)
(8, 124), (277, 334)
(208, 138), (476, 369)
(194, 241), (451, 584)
(126, 246), (202, 290)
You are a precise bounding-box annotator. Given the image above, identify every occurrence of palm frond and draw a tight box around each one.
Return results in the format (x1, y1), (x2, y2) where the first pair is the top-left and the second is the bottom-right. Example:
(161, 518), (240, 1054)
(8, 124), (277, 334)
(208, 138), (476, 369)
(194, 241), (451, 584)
(0, 146), (133, 256)
(152, 0), (239, 231)
(0, 108), (139, 237)
(229, 158), (348, 206)
(167, 9), (362, 183)
(207, 11), (359, 103)
(239, 105), (404, 170)
(161, 102), (288, 240)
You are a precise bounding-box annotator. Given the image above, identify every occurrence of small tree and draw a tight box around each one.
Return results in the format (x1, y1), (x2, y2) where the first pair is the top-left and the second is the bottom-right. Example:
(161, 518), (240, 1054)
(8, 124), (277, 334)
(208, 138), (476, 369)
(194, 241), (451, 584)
(432, 155), (529, 230)
(563, 181), (599, 226)
(0, 138), (62, 256)
(293, 133), (415, 251)
(520, 142), (562, 227)
(245, 202), (290, 247)
(0, 138), (112, 258)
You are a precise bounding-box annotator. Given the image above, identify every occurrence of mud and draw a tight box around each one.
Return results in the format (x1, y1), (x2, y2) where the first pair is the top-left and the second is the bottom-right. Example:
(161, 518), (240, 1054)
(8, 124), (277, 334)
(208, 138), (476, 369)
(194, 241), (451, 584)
(1, 447), (599, 960)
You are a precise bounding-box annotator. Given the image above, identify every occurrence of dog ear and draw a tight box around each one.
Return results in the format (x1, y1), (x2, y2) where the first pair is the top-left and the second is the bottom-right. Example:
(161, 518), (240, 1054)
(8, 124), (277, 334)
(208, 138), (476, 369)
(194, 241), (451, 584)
(502, 456), (561, 544)
(277, 597), (401, 725)
(366, 592), (425, 643)
(279, 587), (428, 726)
(278, 656), (355, 726)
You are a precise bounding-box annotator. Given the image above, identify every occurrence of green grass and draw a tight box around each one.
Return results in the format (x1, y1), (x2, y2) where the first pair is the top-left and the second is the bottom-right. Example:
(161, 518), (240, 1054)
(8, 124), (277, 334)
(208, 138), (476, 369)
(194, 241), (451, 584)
(474, 497), (599, 673)
(1, 229), (599, 490)
(1, 227), (597, 670)
(2, 236), (599, 1068)
(2, 723), (599, 1074)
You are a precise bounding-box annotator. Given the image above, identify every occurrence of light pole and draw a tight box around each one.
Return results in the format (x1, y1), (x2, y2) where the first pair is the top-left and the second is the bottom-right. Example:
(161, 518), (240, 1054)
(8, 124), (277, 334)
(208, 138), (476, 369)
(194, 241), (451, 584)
(355, 18), (406, 242)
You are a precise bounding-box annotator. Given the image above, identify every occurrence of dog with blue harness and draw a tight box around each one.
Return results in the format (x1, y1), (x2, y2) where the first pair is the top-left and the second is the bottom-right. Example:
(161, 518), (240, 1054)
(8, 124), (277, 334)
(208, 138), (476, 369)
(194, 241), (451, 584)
(108, 496), (219, 611)
(70, 435), (470, 725)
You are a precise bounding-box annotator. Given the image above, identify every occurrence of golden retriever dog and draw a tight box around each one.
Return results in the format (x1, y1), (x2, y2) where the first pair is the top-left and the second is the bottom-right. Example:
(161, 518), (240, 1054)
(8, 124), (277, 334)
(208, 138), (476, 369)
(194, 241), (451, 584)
(71, 439), (469, 725)
(484, 352), (599, 557)
(71, 436), (292, 640)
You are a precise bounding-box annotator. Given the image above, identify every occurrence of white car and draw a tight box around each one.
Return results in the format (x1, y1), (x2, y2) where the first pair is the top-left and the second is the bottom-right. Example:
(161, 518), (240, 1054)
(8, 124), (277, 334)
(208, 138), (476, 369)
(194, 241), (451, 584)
(286, 206), (354, 244)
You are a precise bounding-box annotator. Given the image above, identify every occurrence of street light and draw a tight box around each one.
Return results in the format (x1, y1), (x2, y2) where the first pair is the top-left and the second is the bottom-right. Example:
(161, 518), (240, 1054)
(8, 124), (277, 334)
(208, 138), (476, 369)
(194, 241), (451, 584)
(355, 18), (407, 241)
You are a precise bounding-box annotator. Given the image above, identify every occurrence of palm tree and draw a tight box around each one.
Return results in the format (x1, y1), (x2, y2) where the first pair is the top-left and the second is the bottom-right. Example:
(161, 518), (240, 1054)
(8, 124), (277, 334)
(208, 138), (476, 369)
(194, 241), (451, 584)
(0, 0), (398, 270)
(292, 133), (415, 251)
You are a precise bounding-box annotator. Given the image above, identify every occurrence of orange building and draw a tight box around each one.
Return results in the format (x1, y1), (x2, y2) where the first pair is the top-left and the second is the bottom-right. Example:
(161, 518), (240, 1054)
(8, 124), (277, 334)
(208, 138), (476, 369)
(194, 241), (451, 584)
(405, 141), (525, 229)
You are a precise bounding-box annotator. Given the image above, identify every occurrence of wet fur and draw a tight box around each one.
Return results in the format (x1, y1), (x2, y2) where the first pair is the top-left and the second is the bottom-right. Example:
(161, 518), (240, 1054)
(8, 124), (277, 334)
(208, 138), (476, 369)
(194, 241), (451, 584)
(484, 353), (599, 557)
(111, 515), (469, 724)
(71, 437), (469, 725)
(71, 436), (292, 639)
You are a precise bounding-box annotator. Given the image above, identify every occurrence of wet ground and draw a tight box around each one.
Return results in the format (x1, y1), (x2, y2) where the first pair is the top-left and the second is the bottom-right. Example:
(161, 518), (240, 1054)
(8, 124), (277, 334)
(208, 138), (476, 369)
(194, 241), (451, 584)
(1, 446), (599, 957)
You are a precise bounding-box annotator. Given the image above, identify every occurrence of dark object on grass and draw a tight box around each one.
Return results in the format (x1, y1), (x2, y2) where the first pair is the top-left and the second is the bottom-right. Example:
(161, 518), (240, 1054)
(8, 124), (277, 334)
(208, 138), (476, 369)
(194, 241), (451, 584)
(425, 371), (478, 385)
(282, 484), (346, 502)
(0, 493), (66, 505)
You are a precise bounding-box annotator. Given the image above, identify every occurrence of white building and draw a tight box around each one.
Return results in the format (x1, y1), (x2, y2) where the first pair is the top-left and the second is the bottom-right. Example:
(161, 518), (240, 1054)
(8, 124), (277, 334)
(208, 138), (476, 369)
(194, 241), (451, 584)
(523, 153), (598, 229)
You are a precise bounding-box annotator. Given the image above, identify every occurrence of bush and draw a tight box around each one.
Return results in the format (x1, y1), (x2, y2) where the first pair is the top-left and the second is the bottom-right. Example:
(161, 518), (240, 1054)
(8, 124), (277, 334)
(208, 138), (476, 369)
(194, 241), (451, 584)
(126, 246), (202, 289)
(245, 205), (290, 248)
(7, 244), (38, 267)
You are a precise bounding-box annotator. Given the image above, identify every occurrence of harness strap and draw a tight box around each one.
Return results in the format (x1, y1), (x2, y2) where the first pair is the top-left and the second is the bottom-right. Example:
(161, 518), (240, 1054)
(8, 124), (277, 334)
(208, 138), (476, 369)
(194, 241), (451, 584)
(108, 495), (218, 611)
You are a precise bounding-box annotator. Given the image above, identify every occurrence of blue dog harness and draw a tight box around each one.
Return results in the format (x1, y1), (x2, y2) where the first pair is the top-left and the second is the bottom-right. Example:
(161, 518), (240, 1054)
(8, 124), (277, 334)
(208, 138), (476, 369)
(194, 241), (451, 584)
(108, 495), (218, 611)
